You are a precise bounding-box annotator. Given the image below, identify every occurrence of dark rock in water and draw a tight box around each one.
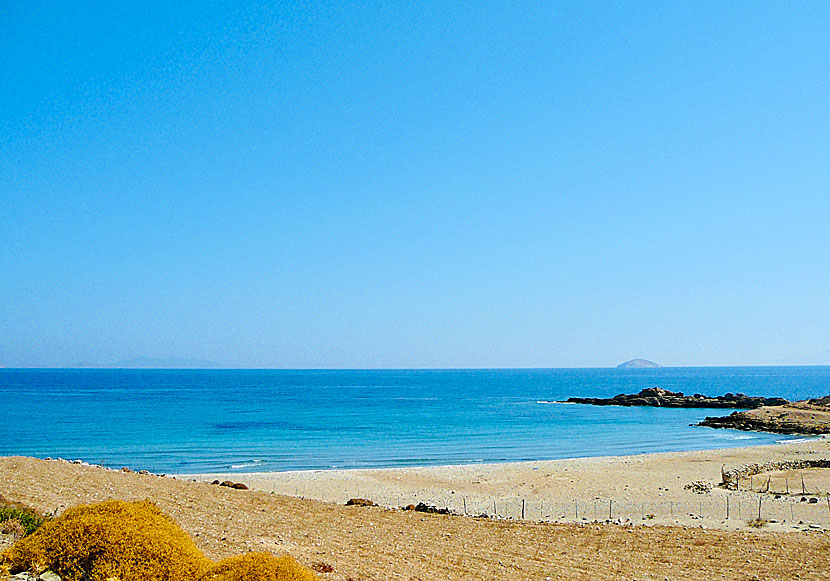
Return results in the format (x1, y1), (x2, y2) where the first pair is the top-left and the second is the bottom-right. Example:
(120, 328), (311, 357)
(346, 498), (376, 507)
(807, 395), (830, 407)
(617, 359), (662, 368)
(565, 387), (787, 409)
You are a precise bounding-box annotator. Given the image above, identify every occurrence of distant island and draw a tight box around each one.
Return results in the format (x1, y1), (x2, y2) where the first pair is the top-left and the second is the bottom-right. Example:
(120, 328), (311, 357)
(73, 356), (224, 369)
(617, 359), (662, 368)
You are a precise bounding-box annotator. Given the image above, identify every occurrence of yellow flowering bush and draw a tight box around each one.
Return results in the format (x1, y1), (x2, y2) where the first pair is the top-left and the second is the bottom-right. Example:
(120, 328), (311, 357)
(2, 499), (318, 581)
(200, 552), (318, 581)
(2, 500), (209, 580)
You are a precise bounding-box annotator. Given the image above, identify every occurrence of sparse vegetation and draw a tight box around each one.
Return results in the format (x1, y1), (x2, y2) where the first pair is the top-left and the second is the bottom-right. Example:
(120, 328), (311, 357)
(0, 518), (25, 539)
(200, 552), (318, 581)
(747, 518), (769, 528)
(311, 561), (335, 573)
(1, 499), (317, 581)
(0, 496), (48, 537)
(2, 500), (209, 580)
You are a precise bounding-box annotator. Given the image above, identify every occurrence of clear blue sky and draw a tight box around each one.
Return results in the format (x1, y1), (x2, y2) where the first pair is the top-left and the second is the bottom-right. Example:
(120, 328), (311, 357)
(2, 2), (829, 368)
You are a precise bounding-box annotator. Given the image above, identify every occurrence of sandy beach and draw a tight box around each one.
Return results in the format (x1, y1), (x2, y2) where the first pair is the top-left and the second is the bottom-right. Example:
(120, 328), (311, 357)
(190, 437), (830, 531)
(3, 440), (830, 580)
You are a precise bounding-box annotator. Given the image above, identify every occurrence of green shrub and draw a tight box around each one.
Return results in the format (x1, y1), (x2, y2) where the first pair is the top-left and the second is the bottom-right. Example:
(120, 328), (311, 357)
(0, 495), (49, 537)
(0, 506), (48, 537)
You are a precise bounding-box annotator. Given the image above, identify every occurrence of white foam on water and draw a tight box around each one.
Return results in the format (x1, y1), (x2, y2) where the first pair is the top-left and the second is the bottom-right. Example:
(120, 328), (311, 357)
(777, 437), (816, 444)
(230, 460), (266, 469)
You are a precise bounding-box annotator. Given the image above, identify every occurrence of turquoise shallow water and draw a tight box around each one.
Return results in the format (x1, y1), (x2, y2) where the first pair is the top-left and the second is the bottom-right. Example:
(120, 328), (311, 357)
(1, 367), (827, 473)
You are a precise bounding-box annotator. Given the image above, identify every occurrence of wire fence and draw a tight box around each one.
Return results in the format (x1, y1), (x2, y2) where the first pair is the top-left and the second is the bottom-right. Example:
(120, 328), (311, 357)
(192, 473), (830, 528)
(328, 490), (830, 527)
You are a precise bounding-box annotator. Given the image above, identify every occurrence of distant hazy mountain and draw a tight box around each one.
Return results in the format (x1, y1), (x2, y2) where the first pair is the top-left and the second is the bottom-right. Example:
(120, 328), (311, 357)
(617, 358), (662, 368)
(75, 356), (223, 369)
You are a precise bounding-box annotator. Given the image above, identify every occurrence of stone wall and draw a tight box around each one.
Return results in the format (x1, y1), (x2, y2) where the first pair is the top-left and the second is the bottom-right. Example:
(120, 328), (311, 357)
(720, 459), (830, 490)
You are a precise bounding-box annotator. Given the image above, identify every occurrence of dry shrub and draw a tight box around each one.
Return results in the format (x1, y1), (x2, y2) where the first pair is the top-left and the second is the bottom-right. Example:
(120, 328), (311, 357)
(200, 552), (318, 581)
(1, 499), (210, 580)
(311, 561), (334, 573)
(0, 519), (26, 539)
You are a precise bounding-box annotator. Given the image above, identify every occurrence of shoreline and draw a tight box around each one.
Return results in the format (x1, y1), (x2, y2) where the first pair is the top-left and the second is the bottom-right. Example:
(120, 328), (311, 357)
(184, 436), (828, 478)
(179, 427), (808, 475)
(183, 437), (830, 531)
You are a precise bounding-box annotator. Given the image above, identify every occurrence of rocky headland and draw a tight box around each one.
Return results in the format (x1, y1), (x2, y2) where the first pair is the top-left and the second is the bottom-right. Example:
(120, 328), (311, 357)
(697, 397), (830, 434)
(565, 387), (788, 409)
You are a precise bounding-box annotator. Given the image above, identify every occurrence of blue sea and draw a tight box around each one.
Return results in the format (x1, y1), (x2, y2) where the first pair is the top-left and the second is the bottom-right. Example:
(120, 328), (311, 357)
(1, 367), (828, 474)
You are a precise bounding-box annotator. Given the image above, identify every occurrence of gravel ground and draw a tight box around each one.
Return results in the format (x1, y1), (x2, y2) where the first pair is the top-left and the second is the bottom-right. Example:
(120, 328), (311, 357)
(2, 456), (830, 580)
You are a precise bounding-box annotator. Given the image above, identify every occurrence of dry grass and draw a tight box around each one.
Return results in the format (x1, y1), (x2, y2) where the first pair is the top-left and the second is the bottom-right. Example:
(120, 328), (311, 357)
(2, 456), (830, 580)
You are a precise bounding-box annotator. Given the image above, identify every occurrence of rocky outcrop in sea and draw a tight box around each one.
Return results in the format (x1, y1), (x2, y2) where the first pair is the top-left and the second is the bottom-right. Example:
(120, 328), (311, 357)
(697, 399), (830, 435)
(565, 387), (787, 409)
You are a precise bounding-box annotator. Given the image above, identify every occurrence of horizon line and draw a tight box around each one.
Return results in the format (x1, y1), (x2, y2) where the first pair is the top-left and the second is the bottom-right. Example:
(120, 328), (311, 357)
(3, 364), (829, 371)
